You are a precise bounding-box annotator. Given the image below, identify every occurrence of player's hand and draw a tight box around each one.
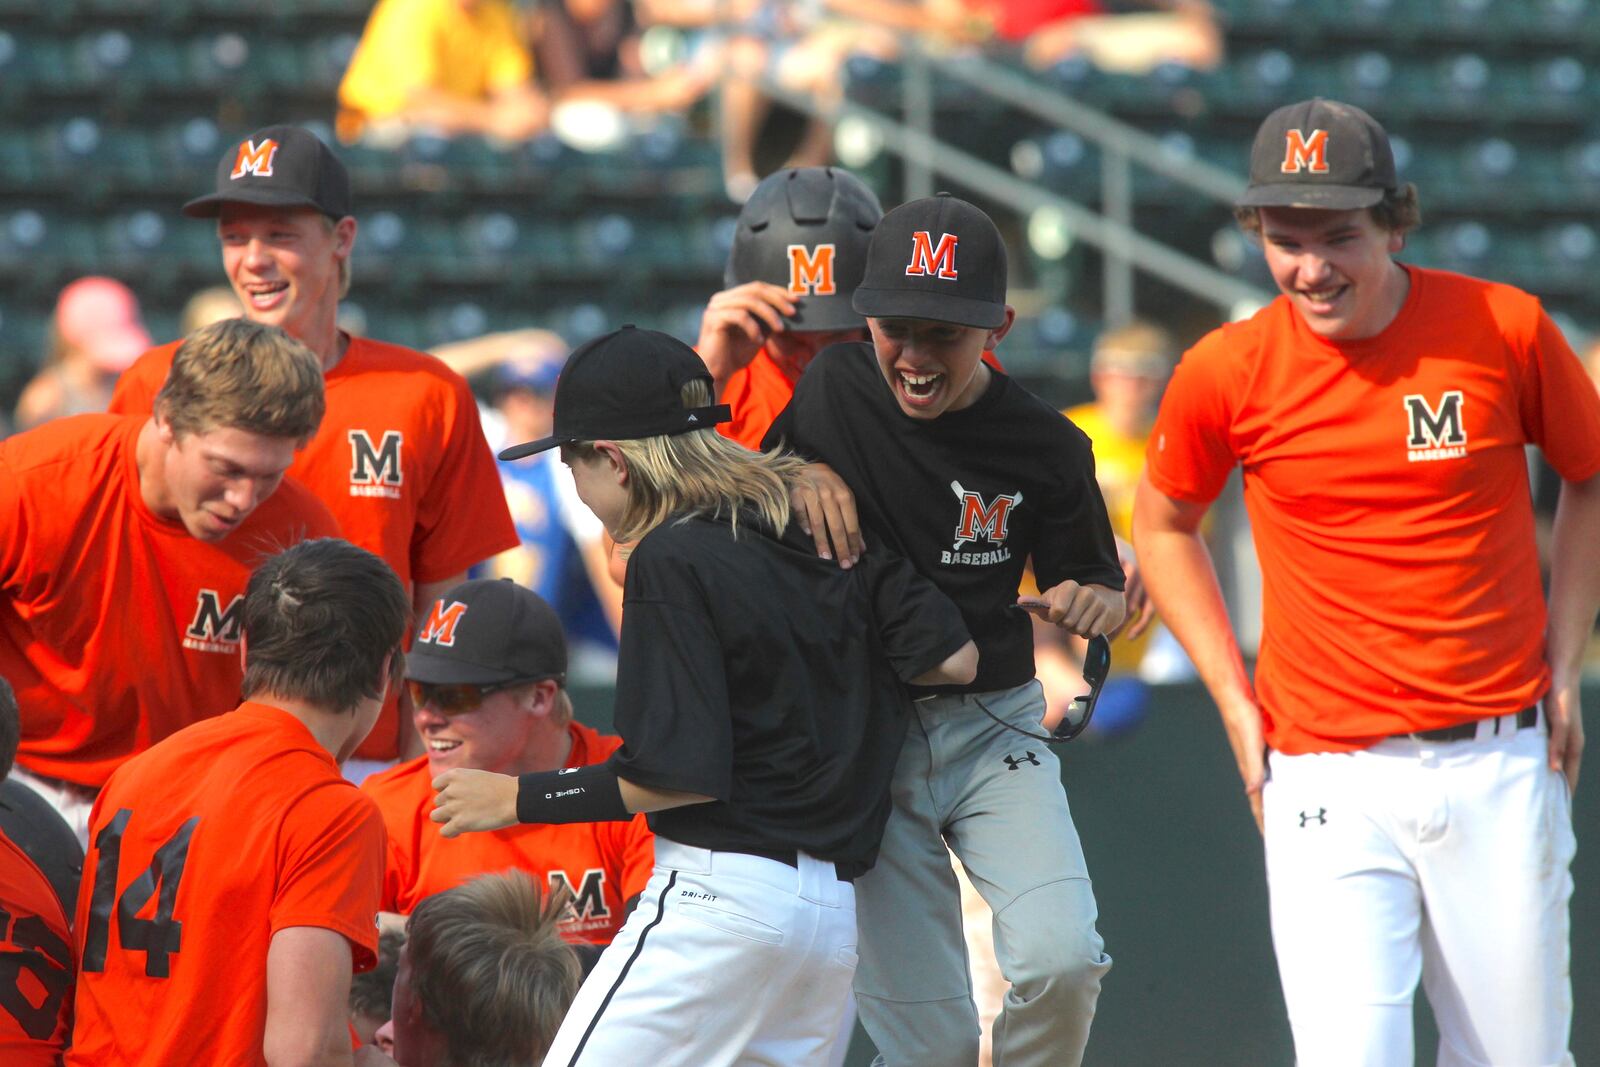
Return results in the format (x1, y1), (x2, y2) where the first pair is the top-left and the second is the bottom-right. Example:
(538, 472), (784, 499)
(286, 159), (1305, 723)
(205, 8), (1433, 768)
(1546, 676), (1583, 793)
(1020, 581), (1125, 637)
(1110, 536), (1155, 641)
(1217, 693), (1267, 833)
(791, 462), (865, 567)
(431, 768), (520, 837)
(697, 282), (797, 386)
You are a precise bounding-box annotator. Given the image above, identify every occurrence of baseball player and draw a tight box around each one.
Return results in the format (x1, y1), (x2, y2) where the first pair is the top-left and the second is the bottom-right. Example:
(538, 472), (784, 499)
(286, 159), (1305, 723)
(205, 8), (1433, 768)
(1, 319), (337, 841)
(67, 538), (409, 1067)
(1132, 99), (1600, 1066)
(0, 675), (74, 1066)
(362, 578), (654, 947)
(431, 325), (977, 1066)
(108, 124), (517, 777)
(763, 193), (1126, 1067)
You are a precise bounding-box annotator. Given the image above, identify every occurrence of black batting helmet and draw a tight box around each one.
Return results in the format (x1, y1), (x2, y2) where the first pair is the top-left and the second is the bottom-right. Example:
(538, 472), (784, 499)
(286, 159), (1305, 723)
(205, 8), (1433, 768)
(724, 167), (884, 332)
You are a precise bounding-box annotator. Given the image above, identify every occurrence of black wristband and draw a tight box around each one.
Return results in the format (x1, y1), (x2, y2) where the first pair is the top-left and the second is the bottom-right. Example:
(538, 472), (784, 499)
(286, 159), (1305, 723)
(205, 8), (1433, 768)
(516, 764), (631, 824)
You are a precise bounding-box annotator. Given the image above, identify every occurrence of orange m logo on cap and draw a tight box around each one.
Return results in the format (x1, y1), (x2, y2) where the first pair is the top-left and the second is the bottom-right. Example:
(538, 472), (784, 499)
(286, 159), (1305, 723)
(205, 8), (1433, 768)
(231, 138), (279, 180)
(787, 243), (837, 296)
(418, 600), (468, 647)
(906, 231), (959, 279)
(1280, 128), (1330, 174)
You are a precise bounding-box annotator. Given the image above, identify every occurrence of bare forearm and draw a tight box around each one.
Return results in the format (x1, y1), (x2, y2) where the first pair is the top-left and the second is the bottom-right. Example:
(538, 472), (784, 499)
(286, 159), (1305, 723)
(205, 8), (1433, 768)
(1547, 473), (1600, 686)
(619, 779), (712, 813)
(1133, 520), (1252, 711)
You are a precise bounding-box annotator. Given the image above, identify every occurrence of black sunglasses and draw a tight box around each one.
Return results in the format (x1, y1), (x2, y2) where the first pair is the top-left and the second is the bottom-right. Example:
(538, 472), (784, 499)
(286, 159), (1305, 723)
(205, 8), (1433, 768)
(1052, 634), (1111, 742)
(406, 677), (551, 715)
(975, 635), (1112, 744)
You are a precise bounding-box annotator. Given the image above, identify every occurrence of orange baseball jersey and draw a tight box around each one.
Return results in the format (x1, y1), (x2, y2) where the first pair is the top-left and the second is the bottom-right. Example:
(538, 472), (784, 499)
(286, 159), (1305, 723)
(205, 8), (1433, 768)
(110, 336), (519, 760)
(0, 414), (339, 787)
(0, 826), (73, 1065)
(1146, 267), (1600, 754)
(68, 703), (386, 1066)
(722, 347), (1007, 450)
(362, 721), (654, 944)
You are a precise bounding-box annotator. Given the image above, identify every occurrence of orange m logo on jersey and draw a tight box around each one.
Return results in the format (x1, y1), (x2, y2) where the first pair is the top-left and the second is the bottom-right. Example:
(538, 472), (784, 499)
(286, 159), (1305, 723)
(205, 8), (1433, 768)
(231, 138), (280, 179)
(786, 243), (837, 296)
(1280, 128), (1330, 174)
(951, 481), (1023, 549)
(418, 601), (469, 647)
(905, 231), (959, 279)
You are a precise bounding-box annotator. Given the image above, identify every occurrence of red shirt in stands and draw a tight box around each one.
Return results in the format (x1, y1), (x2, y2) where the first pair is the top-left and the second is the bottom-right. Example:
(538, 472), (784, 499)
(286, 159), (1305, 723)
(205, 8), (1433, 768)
(110, 336), (519, 761)
(68, 703), (386, 1066)
(362, 720), (654, 944)
(0, 827), (73, 1065)
(0, 414), (338, 787)
(1147, 267), (1600, 753)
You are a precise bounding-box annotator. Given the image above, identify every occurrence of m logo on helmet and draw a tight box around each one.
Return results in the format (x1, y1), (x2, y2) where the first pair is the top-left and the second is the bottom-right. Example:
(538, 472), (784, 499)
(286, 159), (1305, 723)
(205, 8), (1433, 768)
(906, 232), (959, 280)
(1280, 129), (1330, 175)
(786, 243), (837, 297)
(230, 139), (280, 180)
(184, 590), (244, 653)
(418, 601), (469, 647)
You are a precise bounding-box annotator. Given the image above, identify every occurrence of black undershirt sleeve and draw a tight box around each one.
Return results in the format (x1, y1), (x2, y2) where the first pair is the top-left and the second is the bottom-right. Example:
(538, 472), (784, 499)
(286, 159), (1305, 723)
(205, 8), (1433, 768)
(858, 549), (973, 683)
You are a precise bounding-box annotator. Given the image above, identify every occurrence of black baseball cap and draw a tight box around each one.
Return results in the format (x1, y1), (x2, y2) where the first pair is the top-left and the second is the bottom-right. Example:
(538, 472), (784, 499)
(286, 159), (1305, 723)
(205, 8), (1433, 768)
(182, 124), (352, 219)
(852, 193), (1008, 329)
(1239, 98), (1397, 211)
(498, 325), (730, 461)
(406, 579), (567, 686)
(725, 167), (883, 332)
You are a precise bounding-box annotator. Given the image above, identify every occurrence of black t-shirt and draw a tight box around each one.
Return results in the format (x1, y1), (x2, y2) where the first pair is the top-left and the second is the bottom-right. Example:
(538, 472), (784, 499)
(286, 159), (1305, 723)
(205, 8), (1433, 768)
(606, 510), (969, 868)
(765, 342), (1123, 694)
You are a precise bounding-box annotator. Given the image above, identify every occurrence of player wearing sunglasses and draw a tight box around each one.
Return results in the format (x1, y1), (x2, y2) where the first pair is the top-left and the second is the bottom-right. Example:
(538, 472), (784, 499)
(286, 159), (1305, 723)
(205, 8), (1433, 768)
(360, 579), (653, 952)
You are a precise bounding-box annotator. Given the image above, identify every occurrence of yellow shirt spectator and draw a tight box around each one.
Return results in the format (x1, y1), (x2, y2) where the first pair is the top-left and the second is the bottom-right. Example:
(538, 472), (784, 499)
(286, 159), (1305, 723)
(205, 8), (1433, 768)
(338, 0), (539, 142)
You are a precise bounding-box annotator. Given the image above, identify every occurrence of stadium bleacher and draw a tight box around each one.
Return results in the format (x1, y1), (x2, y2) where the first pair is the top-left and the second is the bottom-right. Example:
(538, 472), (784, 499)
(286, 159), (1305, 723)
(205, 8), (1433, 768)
(3, 0), (1599, 410)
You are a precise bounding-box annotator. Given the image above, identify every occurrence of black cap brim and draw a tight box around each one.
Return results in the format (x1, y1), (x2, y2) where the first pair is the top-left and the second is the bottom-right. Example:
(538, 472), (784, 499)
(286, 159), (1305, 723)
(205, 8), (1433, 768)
(852, 287), (1006, 330)
(181, 188), (344, 219)
(1237, 183), (1387, 210)
(785, 293), (866, 333)
(404, 649), (522, 686)
(498, 434), (573, 462)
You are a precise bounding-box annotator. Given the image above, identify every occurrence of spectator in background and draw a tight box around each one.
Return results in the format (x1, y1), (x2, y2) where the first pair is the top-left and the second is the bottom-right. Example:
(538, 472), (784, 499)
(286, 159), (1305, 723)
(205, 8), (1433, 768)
(362, 579), (652, 950)
(337, 0), (551, 143)
(488, 346), (622, 669)
(378, 872), (581, 1067)
(13, 277), (151, 431)
(525, 0), (716, 126)
(0, 674), (74, 1065)
(179, 285), (243, 336)
(350, 930), (405, 1055)
(975, 0), (1223, 72)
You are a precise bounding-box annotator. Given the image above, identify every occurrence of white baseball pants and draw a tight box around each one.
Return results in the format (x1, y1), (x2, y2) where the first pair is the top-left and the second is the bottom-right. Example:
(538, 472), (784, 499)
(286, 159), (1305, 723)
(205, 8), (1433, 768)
(541, 838), (859, 1067)
(1263, 714), (1575, 1067)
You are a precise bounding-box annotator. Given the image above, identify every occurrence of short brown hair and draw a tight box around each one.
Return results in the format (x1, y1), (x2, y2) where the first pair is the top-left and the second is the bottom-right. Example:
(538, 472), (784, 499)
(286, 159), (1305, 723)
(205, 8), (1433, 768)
(241, 538), (410, 715)
(154, 318), (325, 441)
(1234, 182), (1422, 239)
(406, 872), (581, 1066)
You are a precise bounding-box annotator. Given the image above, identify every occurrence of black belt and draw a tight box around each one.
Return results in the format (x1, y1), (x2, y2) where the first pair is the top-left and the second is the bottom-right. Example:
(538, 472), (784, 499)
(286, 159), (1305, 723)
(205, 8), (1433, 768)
(738, 848), (864, 883)
(1409, 706), (1537, 742)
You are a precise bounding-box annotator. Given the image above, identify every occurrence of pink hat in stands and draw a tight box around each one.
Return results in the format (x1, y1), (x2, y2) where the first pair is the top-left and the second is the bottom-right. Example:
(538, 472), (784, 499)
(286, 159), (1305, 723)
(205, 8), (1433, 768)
(55, 276), (153, 373)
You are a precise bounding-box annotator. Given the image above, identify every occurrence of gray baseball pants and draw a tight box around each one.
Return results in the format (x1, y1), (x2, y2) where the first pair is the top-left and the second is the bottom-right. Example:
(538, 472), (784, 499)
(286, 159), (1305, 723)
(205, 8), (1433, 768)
(854, 679), (1111, 1067)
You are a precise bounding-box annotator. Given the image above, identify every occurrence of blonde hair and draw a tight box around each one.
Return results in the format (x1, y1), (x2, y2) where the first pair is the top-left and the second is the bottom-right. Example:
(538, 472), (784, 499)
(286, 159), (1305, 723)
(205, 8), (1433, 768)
(567, 380), (805, 543)
(406, 872), (581, 1066)
(1091, 320), (1175, 377)
(155, 317), (325, 441)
